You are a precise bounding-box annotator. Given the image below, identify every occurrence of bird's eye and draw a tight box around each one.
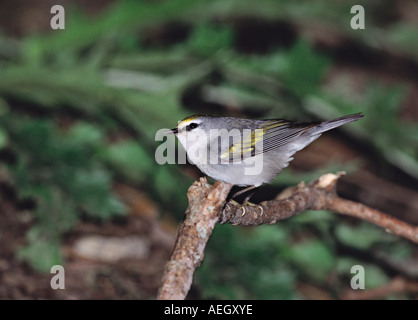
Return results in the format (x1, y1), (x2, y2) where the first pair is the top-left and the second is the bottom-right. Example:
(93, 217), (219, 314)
(186, 123), (199, 131)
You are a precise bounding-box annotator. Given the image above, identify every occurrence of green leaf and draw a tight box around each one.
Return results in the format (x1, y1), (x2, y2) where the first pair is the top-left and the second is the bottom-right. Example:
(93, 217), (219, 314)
(0, 128), (8, 149)
(70, 168), (126, 219)
(17, 227), (63, 272)
(187, 23), (234, 56)
(286, 239), (335, 281)
(67, 122), (104, 146)
(281, 39), (330, 96)
(103, 140), (154, 183)
(364, 264), (390, 289)
(335, 223), (393, 250)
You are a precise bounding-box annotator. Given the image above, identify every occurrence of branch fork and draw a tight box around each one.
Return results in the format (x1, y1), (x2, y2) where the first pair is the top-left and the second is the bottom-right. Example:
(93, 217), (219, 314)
(157, 173), (418, 300)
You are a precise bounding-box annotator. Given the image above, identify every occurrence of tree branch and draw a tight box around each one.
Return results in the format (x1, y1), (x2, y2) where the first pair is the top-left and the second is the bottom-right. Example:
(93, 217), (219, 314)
(157, 172), (418, 300)
(156, 178), (232, 300)
(221, 172), (418, 244)
(340, 276), (418, 300)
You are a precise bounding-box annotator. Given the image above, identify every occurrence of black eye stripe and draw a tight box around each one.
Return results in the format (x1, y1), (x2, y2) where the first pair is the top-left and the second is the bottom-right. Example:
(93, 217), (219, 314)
(186, 123), (199, 131)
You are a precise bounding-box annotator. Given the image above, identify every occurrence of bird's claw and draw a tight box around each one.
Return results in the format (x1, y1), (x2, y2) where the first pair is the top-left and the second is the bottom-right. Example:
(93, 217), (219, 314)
(243, 201), (264, 216)
(226, 199), (264, 217)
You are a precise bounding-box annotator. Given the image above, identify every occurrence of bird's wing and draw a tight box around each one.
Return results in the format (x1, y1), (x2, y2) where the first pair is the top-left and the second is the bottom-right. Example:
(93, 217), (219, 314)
(220, 119), (316, 162)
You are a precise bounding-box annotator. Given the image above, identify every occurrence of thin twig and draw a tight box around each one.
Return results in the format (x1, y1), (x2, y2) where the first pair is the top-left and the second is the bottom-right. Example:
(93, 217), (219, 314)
(340, 276), (418, 300)
(221, 172), (418, 244)
(327, 197), (418, 243)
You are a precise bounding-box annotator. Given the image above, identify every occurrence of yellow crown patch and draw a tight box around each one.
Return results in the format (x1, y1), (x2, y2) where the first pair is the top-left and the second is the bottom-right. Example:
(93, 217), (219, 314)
(178, 115), (201, 127)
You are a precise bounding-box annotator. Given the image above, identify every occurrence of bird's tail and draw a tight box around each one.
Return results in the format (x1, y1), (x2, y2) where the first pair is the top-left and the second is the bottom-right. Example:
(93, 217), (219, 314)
(315, 113), (364, 134)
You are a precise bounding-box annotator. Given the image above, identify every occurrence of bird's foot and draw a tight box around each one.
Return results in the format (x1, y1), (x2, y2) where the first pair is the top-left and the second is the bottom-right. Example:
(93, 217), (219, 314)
(242, 200), (264, 216)
(225, 199), (263, 217)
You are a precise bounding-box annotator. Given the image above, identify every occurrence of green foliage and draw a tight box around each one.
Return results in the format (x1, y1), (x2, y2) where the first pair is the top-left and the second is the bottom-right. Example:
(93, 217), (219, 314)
(322, 80), (418, 179)
(0, 114), (126, 270)
(104, 140), (155, 184)
(6, 117), (125, 217)
(196, 224), (299, 299)
(18, 226), (63, 272)
(197, 209), (413, 299)
(0, 0), (201, 272)
(187, 23), (234, 57)
(386, 23), (418, 59)
(280, 40), (330, 96)
(286, 240), (335, 281)
(197, 220), (336, 298)
(335, 222), (395, 250)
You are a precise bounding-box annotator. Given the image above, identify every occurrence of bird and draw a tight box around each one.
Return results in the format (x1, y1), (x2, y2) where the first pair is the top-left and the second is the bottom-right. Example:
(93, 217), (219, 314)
(166, 113), (363, 201)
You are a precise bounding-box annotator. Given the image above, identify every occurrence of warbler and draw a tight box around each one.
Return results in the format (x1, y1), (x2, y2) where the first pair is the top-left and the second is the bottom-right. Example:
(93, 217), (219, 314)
(166, 113), (363, 197)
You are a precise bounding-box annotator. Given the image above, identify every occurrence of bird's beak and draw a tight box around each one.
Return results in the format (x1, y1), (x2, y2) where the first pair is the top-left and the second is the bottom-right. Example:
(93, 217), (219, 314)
(164, 128), (178, 135)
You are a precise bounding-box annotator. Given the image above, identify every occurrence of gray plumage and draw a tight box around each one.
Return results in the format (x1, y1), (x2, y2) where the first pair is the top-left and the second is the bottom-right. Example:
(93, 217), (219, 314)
(172, 113), (363, 187)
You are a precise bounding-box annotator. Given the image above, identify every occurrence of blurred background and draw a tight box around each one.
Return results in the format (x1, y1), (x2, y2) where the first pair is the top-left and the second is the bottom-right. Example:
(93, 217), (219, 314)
(0, 0), (417, 299)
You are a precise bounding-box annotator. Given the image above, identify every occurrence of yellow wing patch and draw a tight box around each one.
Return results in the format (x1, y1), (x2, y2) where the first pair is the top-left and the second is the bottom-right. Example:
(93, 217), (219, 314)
(219, 120), (289, 160)
(262, 120), (288, 130)
(220, 128), (265, 160)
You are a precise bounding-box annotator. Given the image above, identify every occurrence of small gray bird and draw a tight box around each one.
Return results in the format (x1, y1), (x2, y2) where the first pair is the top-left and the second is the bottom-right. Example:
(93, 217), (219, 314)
(167, 113), (363, 198)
